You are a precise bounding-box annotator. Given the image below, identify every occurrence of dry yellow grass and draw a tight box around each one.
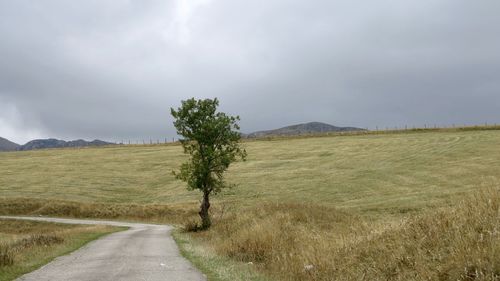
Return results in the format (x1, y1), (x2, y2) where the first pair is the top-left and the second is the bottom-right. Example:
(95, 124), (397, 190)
(0, 198), (198, 225)
(189, 188), (499, 281)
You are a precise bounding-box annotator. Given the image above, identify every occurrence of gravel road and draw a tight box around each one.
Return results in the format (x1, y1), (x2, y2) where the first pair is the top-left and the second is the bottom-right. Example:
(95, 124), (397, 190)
(0, 216), (206, 281)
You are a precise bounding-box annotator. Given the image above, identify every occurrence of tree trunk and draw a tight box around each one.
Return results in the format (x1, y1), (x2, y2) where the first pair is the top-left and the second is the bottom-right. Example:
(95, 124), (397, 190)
(199, 190), (211, 229)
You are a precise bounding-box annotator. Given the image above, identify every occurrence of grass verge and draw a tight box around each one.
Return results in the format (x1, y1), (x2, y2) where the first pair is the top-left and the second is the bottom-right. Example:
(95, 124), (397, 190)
(0, 219), (123, 281)
(173, 230), (271, 281)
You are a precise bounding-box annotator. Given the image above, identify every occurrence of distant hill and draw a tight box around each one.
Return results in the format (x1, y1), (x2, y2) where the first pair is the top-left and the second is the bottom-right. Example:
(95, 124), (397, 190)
(18, 138), (114, 151)
(0, 137), (20, 151)
(245, 122), (366, 138)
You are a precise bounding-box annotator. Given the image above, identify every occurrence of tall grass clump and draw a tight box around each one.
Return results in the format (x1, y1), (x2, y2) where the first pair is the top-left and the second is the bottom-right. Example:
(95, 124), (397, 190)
(0, 244), (14, 267)
(0, 234), (64, 268)
(195, 189), (499, 281)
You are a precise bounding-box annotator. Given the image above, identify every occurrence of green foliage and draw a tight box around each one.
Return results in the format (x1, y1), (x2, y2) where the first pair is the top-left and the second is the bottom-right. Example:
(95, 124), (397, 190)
(171, 98), (246, 228)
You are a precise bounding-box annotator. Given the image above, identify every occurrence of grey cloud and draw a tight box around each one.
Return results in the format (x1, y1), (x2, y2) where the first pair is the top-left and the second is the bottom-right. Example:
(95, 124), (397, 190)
(0, 0), (499, 144)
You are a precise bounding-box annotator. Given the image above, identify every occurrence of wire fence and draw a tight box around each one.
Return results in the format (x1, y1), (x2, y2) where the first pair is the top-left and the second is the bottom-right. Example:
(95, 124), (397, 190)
(372, 122), (498, 132)
(114, 122), (500, 145)
(114, 138), (178, 145)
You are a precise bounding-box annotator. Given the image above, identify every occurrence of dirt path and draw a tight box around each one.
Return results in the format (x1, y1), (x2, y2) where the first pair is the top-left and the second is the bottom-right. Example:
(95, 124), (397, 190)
(0, 216), (206, 281)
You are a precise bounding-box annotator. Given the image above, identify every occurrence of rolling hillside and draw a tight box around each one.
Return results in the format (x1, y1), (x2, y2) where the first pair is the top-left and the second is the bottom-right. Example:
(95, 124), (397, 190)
(1, 129), (498, 213)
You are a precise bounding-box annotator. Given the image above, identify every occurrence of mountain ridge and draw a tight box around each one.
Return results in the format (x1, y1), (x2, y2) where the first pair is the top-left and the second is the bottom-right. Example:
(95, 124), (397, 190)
(0, 137), (115, 151)
(18, 138), (114, 151)
(0, 137), (20, 151)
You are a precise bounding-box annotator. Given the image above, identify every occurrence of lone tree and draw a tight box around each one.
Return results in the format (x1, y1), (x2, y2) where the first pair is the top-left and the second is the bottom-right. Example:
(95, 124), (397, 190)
(171, 98), (246, 229)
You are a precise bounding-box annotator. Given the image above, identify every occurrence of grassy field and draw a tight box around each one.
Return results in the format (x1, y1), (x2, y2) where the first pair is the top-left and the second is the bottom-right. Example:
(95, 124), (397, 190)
(0, 219), (121, 281)
(1, 129), (500, 212)
(1, 129), (499, 280)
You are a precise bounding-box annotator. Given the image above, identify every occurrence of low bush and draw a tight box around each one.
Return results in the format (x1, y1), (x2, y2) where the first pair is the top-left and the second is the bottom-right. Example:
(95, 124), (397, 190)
(183, 220), (205, 232)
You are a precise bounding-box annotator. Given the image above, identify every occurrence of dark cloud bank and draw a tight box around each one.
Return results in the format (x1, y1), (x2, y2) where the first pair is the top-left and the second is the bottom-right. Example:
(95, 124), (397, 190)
(1, 0), (499, 144)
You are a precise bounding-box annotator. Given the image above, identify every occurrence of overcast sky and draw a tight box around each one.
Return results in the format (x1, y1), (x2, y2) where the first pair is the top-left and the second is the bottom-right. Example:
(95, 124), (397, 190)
(1, 0), (499, 144)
